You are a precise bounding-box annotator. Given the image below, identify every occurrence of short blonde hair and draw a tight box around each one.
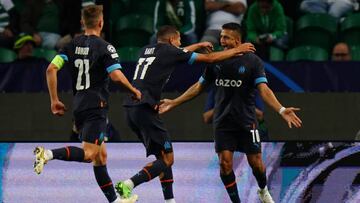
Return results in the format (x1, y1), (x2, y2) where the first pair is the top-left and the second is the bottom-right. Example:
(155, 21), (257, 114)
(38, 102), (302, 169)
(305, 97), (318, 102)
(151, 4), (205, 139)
(81, 5), (103, 29)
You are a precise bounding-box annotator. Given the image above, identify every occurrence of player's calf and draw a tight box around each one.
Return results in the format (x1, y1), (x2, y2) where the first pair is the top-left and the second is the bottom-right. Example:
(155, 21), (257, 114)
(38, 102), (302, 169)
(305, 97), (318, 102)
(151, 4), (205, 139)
(33, 146), (87, 174)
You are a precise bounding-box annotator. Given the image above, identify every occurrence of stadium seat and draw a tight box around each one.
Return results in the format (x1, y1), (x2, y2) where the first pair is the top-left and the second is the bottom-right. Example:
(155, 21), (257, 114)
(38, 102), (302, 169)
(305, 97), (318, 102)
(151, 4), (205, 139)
(194, 0), (206, 38)
(110, 0), (128, 23)
(33, 48), (57, 62)
(114, 14), (153, 47)
(340, 13), (360, 46)
(286, 46), (328, 61)
(351, 46), (360, 61)
(0, 48), (16, 63)
(286, 16), (294, 47)
(269, 46), (285, 61)
(128, 0), (157, 16)
(117, 46), (141, 62)
(13, 0), (25, 13)
(294, 13), (337, 51)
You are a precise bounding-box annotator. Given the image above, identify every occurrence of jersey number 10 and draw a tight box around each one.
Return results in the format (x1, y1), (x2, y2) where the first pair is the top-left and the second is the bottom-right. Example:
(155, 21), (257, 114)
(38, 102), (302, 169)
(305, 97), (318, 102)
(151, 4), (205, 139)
(75, 59), (90, 90)
(133, 57), (156, 80)
(250, 129), (260, 143)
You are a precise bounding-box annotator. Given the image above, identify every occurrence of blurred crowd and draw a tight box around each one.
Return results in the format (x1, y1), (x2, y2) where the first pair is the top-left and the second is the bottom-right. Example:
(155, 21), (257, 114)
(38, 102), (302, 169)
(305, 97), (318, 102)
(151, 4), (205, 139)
(0, 0), (359, 63)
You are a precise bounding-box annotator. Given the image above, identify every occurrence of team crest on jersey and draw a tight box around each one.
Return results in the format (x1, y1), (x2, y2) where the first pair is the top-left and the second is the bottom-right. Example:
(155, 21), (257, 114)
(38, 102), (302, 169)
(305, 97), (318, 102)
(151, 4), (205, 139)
(107, 45), (116, 53)
(238, 66), (246, 74)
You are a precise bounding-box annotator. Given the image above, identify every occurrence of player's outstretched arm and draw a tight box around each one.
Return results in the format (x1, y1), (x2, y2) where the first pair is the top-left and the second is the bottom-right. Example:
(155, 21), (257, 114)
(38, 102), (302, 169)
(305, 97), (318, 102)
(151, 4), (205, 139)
(159, 82), (204, 114)
(46, 63), (66, 116)
(109, 69), (141, 100)
(195, 43), (255, 63)
(184, 41), (214, 53)
(257, 83), (302, 128)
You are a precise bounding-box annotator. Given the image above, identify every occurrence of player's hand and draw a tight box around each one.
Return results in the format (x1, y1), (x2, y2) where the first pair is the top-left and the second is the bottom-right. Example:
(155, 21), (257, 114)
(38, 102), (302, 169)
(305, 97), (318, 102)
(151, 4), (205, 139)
(158, 99), (175, 114)
(200, 41), (214, 53)
(132, 88), (142, 101)
(236, 43), (256, 54)
(51, 100), (67, 116)
(280, 107), (302, 128)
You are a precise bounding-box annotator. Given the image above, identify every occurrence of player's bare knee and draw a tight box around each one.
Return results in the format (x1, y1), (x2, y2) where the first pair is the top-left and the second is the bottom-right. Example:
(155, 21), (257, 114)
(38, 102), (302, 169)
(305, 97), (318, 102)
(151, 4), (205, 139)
(163, 156), (174, 167)
(93, 155), (107, 166)
(164, 158), (174, 167)
(219, 159), (233, 173)
(84, 149), (99, 162)
(251, 164), (265, 174)
(94, 149), (107, 165)
(100, 152), (107, 165)
(100, 148), (107, 161)
(161, 153), (174, 167)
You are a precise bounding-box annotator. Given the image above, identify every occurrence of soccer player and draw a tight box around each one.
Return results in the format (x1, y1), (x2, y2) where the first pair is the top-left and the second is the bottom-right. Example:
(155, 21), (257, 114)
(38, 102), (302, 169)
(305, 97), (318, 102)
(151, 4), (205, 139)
(33, 5), (140, 203)
(203, 88), (269, 140)
(159, 23), (302, 203)
(115, 25), (256, 203)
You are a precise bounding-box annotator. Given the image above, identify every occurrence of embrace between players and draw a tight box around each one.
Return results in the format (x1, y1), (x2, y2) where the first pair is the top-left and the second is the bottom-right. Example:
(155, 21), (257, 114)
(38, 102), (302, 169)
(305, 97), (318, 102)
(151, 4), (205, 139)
(34, 5), (301, 203)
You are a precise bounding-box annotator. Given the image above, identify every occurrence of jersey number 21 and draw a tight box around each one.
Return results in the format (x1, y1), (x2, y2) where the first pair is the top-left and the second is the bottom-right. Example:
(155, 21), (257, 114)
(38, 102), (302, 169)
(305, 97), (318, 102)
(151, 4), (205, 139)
(75, 59), (90, 90)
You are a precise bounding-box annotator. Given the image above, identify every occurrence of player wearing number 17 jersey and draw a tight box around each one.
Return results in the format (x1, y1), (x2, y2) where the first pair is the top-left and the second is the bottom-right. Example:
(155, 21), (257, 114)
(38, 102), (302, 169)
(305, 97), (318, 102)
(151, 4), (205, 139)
(115, 25), (256, 203)
(33, 5), (140, 203)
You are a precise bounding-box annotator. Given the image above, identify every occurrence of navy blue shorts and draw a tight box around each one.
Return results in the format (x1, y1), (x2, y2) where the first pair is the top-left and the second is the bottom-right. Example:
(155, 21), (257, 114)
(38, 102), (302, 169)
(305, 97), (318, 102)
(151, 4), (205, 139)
(125, 104), (173, 157)
(74, 108), (107, 145)
(214, 127), (262, 154)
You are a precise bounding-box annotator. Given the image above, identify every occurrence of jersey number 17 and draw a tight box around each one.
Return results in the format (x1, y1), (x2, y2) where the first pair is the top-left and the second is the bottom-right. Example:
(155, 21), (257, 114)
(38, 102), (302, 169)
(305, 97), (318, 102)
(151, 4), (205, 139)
(133, 57), (156, 80)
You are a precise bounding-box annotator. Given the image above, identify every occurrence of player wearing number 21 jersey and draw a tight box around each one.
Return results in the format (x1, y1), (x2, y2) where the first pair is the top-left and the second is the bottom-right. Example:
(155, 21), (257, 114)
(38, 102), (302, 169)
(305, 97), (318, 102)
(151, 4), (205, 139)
(115, 25), (256, 203)
(60, 35), (121, 113)
(34, 5), (140, 203)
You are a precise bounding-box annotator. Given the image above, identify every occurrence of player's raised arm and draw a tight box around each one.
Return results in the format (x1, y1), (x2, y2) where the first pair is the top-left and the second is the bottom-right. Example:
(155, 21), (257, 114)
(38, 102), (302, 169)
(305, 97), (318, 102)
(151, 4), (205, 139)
(159, 81), (205, 114)
(184, 41), (214, 52)
(109, 69), (141, 101)
(257, 83), (302, 128)
(46, 55), (67, 116)
(195, 42), (255, 63)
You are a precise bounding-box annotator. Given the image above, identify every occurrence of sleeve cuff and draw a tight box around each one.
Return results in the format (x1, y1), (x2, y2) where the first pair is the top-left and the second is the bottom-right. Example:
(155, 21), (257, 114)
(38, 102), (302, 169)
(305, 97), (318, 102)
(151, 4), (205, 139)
(106, 63), (122, 73)
(254, 77), (268, 85)
(199, 76), (206, 84)
(188, 52), (198, 65)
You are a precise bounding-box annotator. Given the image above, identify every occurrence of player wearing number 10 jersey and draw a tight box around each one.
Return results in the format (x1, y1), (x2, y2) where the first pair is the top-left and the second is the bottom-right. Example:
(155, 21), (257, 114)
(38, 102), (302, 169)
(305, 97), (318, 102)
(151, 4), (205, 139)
(159, 23), (303, 203)
(33, 5), (140, 203)
(115, 25), (256, 203)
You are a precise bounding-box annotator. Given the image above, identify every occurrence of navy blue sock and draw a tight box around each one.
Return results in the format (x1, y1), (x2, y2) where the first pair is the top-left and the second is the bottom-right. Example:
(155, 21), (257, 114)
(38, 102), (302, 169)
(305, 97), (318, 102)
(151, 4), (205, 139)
(160, 167), (174, 200)
(131, 159), (167, 187)
(253, 169), (267, 189)
(51, 146), (84, 162)
(220, 171), (241, 203)
(94, 165), (117, 202)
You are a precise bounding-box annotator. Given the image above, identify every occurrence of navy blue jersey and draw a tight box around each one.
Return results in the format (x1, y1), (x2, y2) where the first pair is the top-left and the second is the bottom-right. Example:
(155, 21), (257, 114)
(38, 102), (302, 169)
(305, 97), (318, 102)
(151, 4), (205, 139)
(58, 35), (122, 113)
(204, 87), (265, 112)
(199, 53), (267, 130)
(124, 43), (197, 107)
